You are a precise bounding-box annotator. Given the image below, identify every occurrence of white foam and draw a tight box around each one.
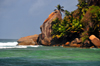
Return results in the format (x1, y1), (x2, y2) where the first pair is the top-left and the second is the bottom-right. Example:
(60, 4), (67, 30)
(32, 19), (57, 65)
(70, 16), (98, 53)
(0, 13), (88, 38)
(0, 42), (18, 46)
(26, 45), (39, 47)
(18, 45), (39, 48)
(0, 42), (40, 49)
(0, 46), (27, 49)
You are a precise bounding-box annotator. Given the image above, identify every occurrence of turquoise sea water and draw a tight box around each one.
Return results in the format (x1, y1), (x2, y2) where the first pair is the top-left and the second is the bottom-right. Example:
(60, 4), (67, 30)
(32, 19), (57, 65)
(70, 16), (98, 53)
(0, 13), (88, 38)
(0, 39), (100, 66)
(0, 46), (100, 66)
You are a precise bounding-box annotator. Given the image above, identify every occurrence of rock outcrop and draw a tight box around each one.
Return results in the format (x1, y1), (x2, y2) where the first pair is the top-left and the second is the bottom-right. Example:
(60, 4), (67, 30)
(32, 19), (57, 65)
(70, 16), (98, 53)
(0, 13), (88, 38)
(17, 34), (38, 45)
(37, 10), (62, 45)
(89, 35), (100, 48)
(70, 38), (82, 47)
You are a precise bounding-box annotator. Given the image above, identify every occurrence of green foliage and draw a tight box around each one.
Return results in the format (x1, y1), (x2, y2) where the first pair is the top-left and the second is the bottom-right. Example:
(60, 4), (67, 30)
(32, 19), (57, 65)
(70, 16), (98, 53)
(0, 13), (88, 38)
(88, 5), (100, 38)
(77, 0), (88, 9)
(65, 10), (70, 16)
(51, 18), (61, 37)
(80, 5), (100, 42)
(51, 15), (83, 38)
(89, 6), (100, 22)
(82, 8), (88, 16)
(51, 2), (100, 44)
(81, 31), (89, 43)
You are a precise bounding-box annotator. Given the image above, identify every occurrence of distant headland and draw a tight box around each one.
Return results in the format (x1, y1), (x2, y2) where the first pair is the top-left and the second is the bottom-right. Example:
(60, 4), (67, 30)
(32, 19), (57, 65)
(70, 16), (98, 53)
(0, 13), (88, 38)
(17, 0), (100, 48)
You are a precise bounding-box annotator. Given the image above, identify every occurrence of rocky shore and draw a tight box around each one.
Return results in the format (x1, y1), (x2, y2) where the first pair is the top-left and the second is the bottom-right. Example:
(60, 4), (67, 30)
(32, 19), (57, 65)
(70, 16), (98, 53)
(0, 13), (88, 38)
(17, 10), (100, 48)
(17, 0), (100, 48)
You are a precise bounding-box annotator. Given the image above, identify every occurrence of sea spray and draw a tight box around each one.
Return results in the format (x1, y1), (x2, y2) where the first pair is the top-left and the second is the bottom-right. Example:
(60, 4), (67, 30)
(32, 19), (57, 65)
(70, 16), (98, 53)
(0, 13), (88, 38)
(0, 39), (40, 49)
(0, 42), (18, 46)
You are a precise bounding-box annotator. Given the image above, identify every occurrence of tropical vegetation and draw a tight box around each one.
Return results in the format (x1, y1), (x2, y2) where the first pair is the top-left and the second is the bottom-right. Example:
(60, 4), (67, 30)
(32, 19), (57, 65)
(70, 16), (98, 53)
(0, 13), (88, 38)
(51, 0), (100, 46)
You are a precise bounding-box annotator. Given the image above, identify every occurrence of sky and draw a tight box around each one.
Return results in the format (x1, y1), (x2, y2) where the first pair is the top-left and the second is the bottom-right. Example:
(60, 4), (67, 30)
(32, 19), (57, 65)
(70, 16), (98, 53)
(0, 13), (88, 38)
(0, 0), (78, 39)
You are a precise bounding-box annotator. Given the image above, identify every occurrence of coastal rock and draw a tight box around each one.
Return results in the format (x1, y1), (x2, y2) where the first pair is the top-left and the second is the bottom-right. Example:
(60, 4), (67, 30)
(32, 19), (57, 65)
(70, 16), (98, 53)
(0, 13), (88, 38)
(71, 38), (82, 44)
(83, 40), (91, 47)
(70, 44), (81, 47)
(65, 42), (70, 46)
(17, 34), (38, 45)
(70, 38), (82, 47)
(37, 10), (62, 45)
(89, 35), (100, 48)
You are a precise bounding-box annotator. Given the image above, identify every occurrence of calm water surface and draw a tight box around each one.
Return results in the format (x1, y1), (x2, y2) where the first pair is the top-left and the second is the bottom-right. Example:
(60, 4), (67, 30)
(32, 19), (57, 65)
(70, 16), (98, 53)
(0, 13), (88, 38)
(0, 46), (100, 66)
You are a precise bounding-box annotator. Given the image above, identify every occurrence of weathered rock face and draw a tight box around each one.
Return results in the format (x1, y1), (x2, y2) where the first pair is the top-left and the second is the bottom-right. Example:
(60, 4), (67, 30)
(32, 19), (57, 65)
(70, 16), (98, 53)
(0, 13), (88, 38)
(17, 34), (38, 45)
(89, 35), (100, 48)
(37, 10), (62, 45)
(69, 38), (82, 47)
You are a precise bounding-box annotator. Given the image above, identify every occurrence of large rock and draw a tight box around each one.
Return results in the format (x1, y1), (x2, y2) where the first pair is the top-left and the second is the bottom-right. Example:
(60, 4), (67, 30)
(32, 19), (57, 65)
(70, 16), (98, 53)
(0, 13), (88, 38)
(17, 34), (38, 45)
(70, 38), (82, 47)
(89, 35), (100, 48)
(37, 10), (62, 45)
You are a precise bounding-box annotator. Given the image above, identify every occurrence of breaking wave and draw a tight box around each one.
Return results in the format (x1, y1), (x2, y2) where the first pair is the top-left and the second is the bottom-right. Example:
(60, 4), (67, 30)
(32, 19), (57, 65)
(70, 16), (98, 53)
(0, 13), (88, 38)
(0, 42), (18, 46)
(0, 42), (39, 49)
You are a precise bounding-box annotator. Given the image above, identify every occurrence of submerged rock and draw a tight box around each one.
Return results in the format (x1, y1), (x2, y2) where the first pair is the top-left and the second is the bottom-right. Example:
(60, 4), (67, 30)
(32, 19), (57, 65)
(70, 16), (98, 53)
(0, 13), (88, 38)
(37, 10), (62, 45)
(17, 34), (38, 45)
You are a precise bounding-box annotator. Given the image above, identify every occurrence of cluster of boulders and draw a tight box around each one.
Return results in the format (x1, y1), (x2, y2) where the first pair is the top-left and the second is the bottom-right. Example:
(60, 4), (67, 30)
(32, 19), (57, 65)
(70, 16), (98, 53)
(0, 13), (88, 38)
(17, 10), (100, 48)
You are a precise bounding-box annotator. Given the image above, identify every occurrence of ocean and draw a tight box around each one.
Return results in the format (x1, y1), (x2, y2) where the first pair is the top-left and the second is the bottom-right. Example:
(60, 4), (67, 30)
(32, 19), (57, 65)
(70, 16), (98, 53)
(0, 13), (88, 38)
(0, 39), (100, 66)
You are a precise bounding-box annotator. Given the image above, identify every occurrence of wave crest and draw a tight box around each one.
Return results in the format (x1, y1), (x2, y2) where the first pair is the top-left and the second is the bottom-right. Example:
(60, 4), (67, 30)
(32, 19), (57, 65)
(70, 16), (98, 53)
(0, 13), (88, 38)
(0, 42), (40, 49)
(0, 42), (18, 46)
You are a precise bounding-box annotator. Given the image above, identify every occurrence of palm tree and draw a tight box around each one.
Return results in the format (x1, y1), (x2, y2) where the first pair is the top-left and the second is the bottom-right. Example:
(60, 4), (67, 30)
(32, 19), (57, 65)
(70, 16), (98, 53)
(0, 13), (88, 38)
(55, 4), (64, 15)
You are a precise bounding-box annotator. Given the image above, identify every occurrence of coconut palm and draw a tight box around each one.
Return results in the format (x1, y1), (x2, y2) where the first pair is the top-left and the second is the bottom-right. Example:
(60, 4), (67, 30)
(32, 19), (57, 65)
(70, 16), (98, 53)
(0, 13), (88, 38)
(55, 4), (64, 15)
